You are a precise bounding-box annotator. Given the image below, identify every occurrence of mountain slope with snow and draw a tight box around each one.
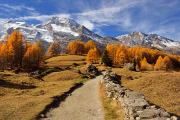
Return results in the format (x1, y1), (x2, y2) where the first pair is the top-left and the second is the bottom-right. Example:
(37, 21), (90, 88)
(0, 17), (179, 54)
(116, 32), (180, 54)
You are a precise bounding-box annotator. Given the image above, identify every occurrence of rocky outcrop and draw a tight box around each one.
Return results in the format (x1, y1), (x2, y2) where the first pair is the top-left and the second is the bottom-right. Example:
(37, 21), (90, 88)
(86, 64), (100, 77)
(102, 71), (179, 120)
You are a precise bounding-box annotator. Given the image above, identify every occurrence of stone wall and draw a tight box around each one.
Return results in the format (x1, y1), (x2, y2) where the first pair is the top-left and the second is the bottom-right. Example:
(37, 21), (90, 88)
(102, 71), (179, 120)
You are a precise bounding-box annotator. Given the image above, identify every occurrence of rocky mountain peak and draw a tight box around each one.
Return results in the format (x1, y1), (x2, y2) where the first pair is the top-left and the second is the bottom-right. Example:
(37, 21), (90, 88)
(45, 17), (81, 29)
(0, 17), (179, 54)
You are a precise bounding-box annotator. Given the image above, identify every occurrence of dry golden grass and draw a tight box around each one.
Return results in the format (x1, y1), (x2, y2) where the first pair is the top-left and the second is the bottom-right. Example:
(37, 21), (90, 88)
(45, 55), (86, 67)
(100, 82), (124, 120)
(43, 70), (80, 81)
(0, 71), (82, 120)
(111, 68), (180, 116)
(0, 55), (87, 120)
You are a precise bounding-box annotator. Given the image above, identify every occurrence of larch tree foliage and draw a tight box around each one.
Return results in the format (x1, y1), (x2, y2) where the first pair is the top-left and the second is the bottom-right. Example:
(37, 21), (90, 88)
(114, 45), (128, 66)
(86, 48), (100, 63)
(47, 41), (61, 57)
(23, 42), (43, 69)
(140, 57), (153, 71)
(0, 44), (8, 69)
(0, 31), (44, 70)
(154, 56), (164, 70)
(6, 31), (25, 68)
(67, 40), (85, 55)
(0, 44), (2, 64)
(85, 40), (96, 53)
(154, 56), (173, 71)
(163, 56), (172, 71)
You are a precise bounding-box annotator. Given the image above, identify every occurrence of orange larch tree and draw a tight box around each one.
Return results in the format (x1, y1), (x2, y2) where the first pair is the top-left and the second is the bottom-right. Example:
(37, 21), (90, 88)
(114, 50), (127, 66)
(86, 48), (100, 63)
(85, 40), (97, 53)
(0, 44), (8, 69)
(163, 56), (172, 71)
(67, 40), (85, 55)
(140, 57), (153, 71)
(154, 56), (164, 70)
(6, 31), (25, 68)
(23, 42), (43, 69)
(106, 44), (118, 64)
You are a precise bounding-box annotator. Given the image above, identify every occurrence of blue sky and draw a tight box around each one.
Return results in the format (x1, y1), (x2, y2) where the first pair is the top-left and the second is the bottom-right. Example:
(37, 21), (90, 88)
(0, 0), (180, 41)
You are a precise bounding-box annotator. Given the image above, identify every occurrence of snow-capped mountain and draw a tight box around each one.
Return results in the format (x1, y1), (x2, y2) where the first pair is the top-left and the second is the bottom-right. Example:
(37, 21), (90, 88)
(116, 32), (180, 54)
(0, 17), (179, 54)
(0, 17), (112, 51)
(0, 17), (105, 47)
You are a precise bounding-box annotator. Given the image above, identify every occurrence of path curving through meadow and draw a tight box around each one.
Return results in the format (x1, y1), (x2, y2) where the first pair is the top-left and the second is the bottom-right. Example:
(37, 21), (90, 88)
(42, 75), (104, 120)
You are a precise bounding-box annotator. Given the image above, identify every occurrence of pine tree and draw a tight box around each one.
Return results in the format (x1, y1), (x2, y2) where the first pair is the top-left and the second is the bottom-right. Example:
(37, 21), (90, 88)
(106, 44), (118, 63)
(101, 49), (112, 66)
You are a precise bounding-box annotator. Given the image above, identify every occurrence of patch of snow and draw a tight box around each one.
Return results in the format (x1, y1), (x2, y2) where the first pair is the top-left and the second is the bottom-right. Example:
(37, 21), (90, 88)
(41, 32), (53, 42)
(152, 44), (163, 49)
(162, 40), (179, 47)
(116, 34), (129, 39)
(51, 24), (79, 37)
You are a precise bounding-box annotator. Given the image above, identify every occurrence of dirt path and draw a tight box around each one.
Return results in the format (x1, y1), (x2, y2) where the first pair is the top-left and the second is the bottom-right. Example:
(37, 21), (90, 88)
(42, 75), (104, 120)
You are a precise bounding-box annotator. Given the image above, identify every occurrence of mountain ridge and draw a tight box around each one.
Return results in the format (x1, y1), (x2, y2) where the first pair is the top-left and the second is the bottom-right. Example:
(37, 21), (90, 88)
(0, 17), (179, 54)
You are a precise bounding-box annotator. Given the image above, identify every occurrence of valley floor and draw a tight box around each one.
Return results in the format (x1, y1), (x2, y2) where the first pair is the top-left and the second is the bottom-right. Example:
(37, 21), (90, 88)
(0, 55), (179, 120)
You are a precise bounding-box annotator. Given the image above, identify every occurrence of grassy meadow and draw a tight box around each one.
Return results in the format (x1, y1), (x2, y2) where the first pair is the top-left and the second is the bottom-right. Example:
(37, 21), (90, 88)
(0, 55), (86, 120)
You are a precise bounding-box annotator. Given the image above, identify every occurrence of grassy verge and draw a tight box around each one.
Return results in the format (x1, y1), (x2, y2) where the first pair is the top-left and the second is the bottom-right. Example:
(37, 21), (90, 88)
(99, 82), (124, 120)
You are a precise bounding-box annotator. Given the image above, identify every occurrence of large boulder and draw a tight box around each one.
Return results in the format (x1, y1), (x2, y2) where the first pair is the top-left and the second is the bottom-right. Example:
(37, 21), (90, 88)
(86, 64), (99, 75)
(82, 64), (100, 78)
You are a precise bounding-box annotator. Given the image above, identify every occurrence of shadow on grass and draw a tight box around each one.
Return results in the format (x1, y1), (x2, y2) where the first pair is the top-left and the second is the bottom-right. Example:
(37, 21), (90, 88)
(0, 79), (36, 89)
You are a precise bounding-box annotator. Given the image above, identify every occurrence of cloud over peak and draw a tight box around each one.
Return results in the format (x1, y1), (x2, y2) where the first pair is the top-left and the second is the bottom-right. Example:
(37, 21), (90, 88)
(0, 0), (180, 41)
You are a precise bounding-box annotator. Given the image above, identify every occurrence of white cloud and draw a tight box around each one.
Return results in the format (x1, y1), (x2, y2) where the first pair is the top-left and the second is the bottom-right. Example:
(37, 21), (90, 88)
(149, 25), (180, 41)
(9, 0), (141, 26)
(16, 14), (70, 23)
(0, 0), (180, 41)
(76, 0), (140, 27)
(0, 3), (40, 16)
(77, 20), (94, 30)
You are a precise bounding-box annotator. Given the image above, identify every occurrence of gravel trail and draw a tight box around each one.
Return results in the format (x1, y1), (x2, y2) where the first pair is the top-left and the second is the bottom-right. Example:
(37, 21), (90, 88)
(43, 75), (104, 120)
